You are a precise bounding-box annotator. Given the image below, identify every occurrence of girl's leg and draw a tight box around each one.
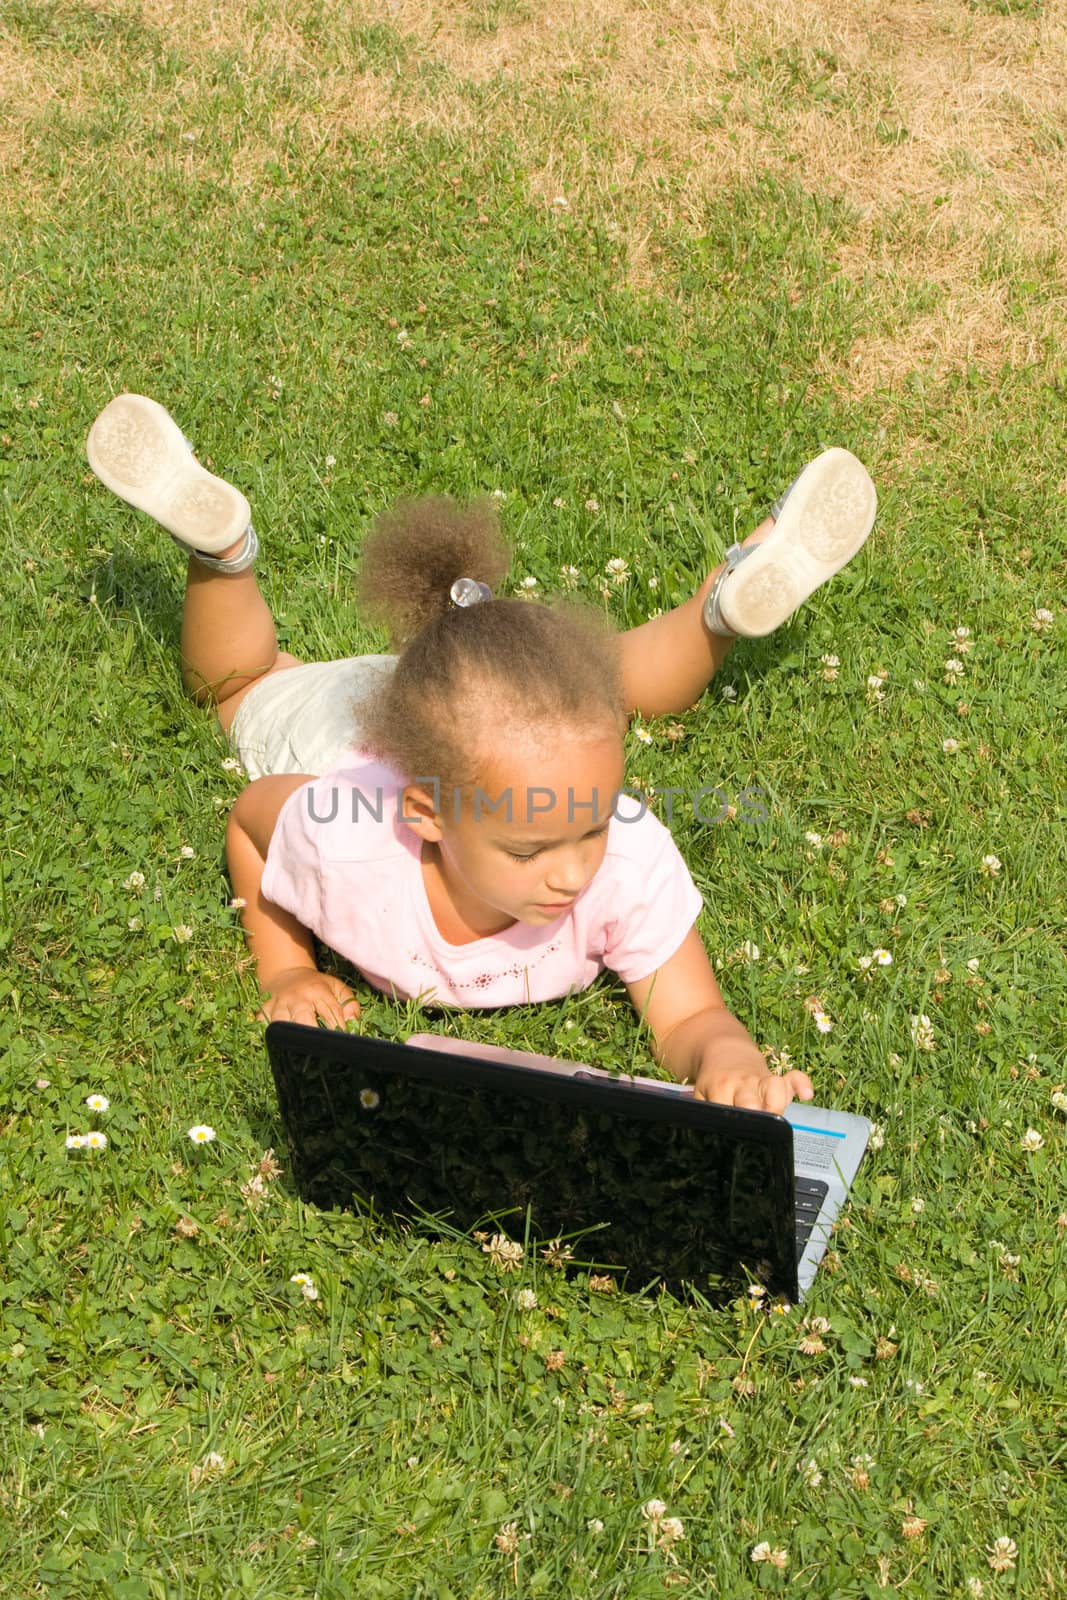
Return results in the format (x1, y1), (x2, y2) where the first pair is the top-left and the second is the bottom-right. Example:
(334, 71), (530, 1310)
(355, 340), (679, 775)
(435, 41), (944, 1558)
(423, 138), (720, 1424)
(179, 546), (301, 733)
(86, 394), (301, 734)
(619, 518), (772, 719)
(619, 448), (877, 718)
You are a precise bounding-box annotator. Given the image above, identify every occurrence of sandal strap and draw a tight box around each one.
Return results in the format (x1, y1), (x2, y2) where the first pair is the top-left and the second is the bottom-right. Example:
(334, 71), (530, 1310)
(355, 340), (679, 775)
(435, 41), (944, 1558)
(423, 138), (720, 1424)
(182, 522), (259, 574)
(702, 541), (757, 636)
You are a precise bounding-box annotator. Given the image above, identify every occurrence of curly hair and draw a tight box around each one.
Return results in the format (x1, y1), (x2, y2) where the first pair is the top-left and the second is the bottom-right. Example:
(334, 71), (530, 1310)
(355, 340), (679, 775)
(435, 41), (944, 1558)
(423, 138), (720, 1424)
(353, 494), (624, 799)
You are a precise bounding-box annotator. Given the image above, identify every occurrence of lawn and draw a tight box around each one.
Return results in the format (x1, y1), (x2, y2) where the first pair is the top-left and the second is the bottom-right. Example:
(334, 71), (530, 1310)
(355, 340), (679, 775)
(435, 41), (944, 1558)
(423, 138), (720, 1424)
(0, 1), (1064, 1595)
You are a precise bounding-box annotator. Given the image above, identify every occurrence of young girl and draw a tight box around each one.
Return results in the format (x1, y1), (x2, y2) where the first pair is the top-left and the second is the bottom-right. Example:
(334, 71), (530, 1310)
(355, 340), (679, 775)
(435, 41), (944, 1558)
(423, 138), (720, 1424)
(87, 394), (877, 1112)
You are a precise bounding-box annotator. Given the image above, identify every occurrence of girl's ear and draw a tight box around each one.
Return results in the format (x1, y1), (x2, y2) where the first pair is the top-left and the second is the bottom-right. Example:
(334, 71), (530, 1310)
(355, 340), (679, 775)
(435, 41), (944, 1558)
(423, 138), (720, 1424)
(399, 783), (445, 842)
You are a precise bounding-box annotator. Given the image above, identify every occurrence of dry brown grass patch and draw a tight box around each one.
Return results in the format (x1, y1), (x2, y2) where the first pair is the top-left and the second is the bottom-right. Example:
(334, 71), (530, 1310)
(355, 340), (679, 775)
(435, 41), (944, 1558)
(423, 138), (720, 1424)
(4, 0), (1065, 388)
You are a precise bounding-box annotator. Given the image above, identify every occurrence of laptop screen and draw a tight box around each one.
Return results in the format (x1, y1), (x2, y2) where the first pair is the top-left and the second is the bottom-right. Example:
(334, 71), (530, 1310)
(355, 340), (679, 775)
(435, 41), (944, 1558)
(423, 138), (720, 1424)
(267, 1023), (800, 1300)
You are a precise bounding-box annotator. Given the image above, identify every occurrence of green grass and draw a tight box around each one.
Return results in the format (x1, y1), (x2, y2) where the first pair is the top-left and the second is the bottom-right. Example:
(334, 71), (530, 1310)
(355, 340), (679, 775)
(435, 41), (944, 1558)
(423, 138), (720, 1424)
(1, 3), (1065, 1596)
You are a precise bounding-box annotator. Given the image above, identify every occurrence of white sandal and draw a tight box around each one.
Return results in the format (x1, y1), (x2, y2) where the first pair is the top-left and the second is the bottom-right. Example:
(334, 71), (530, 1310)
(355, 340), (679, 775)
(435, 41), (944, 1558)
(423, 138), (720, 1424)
(703, 448), (877, 638)
(86, 394), (255, 565)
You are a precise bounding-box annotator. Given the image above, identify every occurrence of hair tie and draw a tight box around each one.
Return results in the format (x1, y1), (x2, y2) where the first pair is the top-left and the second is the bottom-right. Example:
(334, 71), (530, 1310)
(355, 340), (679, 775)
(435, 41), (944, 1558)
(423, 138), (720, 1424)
(450, 577), (493, 608)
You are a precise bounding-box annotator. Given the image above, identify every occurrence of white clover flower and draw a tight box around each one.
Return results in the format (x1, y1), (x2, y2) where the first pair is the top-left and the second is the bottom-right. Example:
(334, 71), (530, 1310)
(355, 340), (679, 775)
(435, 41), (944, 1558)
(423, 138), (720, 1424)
(396, 328), (410, 345)
(516, 1288), (538, 1311)
(967, 958), (980, 972)
(520, 575), (539, 589)
(647, 575), (659, 591)
(942, 738), (960, 754)
(799, 1458), (822, 1488)
(987, 1536), (1018, 1573)
(813, 1010), (833, 1035)
(84, 1131), (108, 1150)
(127, 917), (142, 931)
(953, 624), (971, 642)
(820, 653), (840, 668)
(849, 1376), (869, 1388)
(641, 1499), (667, 1521)
(490, 488), (506, 500)
(587, 1518), (604, 1534)
(1020, 1128), (1044, 1152)
(179, 846), (196, 859)
(869, 1123), (885, 1150)
(1031, 607), (1054, 631)
(980, 854), (1002, 877)
(552, 195), (569, 208)
(659, 1517), (685, 1544)
(741, 941), (761, 961)
(359, 1088), (380, 1110)
(324, 454), (337, 469)
(221, 757), (243, 772)
(187, 1124), (216, 1145)
(895, 892), (907, 908)
(633, 727), (653, 745)
(34, 1078), (50, 1090)
(911, 1196), (925, 1213)
(866, 674), (886, 702)
(804, 831), (823, 847)
(483, 1234), (524, 1271)
(858, 955), (873, 971)
(123, 871), (146, 892)
(605, 557), (629, 583)
(65, 1133), (87, 1150)
(944, 657), (965, 684)
(383, 411), (399, 426)
(172, 924), (194, 944)
(721, 684), (738, 701)
(558, 563), (580, 585)
(85, 1094), (110, 1113)
(552, 497), (566, 510)
(910, 1015), (936, 1052)
(751, 1543), (788, 1568)
(966, 1579), (985, 1598)
(1050, 1089), (1067, 1112)
(585, 497), (600, 513)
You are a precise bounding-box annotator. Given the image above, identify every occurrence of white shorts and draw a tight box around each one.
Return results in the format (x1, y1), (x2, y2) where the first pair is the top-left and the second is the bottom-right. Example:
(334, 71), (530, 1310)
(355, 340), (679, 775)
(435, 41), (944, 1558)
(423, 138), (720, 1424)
(229, 655), (397, 779)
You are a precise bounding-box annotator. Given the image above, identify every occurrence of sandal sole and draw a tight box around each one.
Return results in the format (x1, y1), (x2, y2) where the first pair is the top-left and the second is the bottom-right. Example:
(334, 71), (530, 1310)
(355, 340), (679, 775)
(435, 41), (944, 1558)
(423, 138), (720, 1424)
(718, 448), (877, 638)
(86, 394), (251, 555)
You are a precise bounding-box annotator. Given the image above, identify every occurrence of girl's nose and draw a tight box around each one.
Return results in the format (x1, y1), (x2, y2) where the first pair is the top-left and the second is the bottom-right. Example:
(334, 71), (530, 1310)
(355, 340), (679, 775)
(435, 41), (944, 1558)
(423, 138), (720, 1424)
(546, 853), (590, 895)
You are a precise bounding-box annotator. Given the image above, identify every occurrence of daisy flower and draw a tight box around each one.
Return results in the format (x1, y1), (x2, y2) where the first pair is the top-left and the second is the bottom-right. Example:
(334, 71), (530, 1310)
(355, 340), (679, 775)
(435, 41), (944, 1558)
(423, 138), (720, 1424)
(187, 1124), (217, 1145)
(85, 1094), (110, 1113)
(359, 1088), (380, 1110)
(65, 1133), (87, 1150)
(813, 1010), (833, 1034)
(84, 1131), (108, 1150)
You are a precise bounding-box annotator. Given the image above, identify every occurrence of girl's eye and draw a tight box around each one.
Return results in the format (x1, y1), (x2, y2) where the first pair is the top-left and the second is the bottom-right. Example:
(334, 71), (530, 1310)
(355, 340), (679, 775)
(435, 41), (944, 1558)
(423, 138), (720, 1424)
(506, 849), (542, 863)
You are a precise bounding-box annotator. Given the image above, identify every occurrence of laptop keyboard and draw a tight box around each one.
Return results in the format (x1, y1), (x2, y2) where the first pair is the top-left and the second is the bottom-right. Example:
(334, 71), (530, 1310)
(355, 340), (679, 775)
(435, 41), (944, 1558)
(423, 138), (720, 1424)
(795, 1176), (830, 1256)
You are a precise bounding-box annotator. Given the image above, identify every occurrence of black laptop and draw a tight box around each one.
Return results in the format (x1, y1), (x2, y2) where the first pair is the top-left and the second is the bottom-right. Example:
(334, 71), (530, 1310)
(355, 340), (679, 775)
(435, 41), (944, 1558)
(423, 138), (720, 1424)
(265, 1023), (871, 1302)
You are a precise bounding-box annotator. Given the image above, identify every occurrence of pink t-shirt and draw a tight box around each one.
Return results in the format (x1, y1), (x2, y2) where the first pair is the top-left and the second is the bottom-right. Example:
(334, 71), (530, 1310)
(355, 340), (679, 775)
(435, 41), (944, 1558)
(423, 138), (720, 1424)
(261, 754), (704, 1008)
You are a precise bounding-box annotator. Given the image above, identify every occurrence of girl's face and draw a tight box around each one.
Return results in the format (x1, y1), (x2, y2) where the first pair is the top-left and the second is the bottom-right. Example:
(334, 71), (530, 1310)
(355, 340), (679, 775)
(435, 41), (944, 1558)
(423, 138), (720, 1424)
(421, 724), (626, 935)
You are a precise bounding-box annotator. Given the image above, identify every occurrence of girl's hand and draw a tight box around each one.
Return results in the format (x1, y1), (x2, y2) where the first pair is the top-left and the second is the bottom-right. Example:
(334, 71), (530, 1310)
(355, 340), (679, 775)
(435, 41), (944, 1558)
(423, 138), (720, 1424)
(258, 967), (362, 1029)
(693, 1055), (813, 1113)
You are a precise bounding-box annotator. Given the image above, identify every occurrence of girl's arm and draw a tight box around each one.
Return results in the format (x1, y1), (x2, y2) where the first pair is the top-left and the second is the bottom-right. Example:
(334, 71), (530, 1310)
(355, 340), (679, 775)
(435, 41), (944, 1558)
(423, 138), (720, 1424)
(226, 776), (362, 1028)
(624, 927), (812, 1112)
